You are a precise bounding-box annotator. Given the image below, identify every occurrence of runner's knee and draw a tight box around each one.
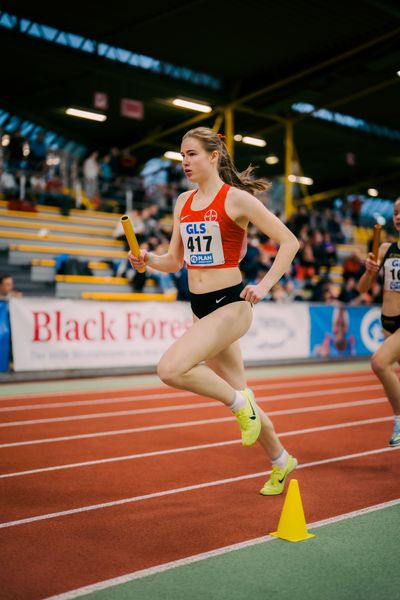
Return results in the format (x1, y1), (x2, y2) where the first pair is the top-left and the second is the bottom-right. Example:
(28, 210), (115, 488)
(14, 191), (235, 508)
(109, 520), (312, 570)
(371, 353), (389, 377)
(157, 358), (183, 385)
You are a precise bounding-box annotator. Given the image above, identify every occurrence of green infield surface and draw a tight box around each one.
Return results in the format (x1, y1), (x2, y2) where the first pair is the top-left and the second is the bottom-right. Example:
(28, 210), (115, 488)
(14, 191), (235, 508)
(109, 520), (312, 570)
(51, 502), (400, 600)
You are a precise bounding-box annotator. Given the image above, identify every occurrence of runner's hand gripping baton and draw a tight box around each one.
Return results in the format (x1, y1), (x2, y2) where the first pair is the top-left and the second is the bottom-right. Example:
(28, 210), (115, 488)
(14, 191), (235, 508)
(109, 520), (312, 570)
(372, 223), (382, 261)
(120, 215), (146, 273)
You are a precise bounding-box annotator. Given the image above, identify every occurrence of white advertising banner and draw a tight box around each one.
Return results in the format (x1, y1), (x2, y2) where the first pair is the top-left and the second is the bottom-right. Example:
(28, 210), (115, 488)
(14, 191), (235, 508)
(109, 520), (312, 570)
(9, 298), (193, 371)
(241, 302), (309, 360)
(9, 298), (310, 371)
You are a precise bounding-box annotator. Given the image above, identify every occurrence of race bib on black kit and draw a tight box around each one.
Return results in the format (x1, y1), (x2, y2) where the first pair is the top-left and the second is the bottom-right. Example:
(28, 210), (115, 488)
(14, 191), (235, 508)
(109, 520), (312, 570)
(180, 221), (225, 266)
(384, 257), (400, 291)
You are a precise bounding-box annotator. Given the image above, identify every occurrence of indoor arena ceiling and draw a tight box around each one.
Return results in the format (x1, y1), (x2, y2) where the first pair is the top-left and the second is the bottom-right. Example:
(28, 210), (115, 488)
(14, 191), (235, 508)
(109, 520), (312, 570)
(1, 0), (400, 202)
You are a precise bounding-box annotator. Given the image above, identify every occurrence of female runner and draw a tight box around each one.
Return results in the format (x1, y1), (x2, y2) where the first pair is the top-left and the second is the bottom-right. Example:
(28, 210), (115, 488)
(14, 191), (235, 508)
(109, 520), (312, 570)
(129, 127), (300, 494)
(358, 199), (400, 447)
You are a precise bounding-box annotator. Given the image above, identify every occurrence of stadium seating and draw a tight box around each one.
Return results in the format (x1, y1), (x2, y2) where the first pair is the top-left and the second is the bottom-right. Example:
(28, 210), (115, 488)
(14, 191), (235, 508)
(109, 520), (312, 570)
(31, 259), (113, 281)
(55, 275), (132, 298)
(8, 244), (126, 264)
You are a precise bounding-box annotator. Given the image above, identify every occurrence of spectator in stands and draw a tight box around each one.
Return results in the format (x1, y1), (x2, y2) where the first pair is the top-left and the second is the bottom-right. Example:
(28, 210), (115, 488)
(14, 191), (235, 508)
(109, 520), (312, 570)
(297, 223), (311, 245)
(99, 154), (113, 195)
(166, 161), (182, 191)
(337, 276), (363, 304)
(322, 280), (339, 304)
(298, 275), (316, 301)
(109, 147), (121, 179)
(166, 162), (188, 197)
(118, 150), (137, 176)
(83, 151), (99, 200)
(321, 230), (338, 273)
(297, 239), (316, 280)
(340, 216), (354, 243)
(325, 211), (344, 243)
(30, 170), (47, 195)
(287, 205), (310, 236)
(311, 277), (338, 303)
(0, 274), (22, 298)
(146, 241), (177, 295)
(282, 278), (304, 302)
(6, 129), (25, 171)
(312, 229), (327, 275)
(350, 195), (363, 226)
(173, 266), (190, 301)
(0, 167), (18, 197)
(38, 173), (73, 216)
(141, 205), (161, 240)
(342, 250), (364, 281)
(260, 236), (278, 262)
(269, 282), (289, 303)
(309, 207), (325, 232)
(132, 175), (147, 208)
(240, 232), (265, 284)
(29, 132), (47, 171)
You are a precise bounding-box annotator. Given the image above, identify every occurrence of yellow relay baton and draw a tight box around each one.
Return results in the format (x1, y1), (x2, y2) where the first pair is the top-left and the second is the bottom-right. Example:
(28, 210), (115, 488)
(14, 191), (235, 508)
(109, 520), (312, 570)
(372, 223), (382, 261)
(120, 215), (146, 273)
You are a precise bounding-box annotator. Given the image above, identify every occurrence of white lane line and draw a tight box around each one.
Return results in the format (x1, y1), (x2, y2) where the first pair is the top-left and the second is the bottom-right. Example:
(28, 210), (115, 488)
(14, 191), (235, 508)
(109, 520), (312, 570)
(0, 390), (194, 410)
(0, 399), (389, 448)
(0, 391), (386, 428)
(0, 400), (217, 427)
(0, 397), (387, 432)
(44, 497), (400, 600)
(0, 418), (226, 447)
(0, 372), (377, 403)
(0, 416), (392, 479)
(0, 446), (398, 530)
(0, 383), (383, 413)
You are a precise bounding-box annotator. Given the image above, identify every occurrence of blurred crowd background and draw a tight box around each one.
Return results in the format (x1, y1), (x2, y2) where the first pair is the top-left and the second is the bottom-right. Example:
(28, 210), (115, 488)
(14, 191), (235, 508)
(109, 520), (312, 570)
(0, 127), (396, 305)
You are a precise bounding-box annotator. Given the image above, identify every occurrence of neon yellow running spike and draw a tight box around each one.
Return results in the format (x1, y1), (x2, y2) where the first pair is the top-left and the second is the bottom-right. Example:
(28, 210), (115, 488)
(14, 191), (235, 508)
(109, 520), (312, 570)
(389, 420), (400, 447)
(260, 455), (298, 496)
(234, 388), (261, 447)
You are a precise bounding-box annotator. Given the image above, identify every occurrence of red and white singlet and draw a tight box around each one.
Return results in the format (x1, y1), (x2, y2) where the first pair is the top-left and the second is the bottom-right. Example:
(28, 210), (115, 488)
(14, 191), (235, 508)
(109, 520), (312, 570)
(179, 183), (246, 269)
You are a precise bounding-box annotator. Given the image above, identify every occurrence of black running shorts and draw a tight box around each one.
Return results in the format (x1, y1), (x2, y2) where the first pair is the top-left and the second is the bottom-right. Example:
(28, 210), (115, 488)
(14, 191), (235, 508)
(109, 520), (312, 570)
(381, 313), (400, 334)
(190, 282), (246, 319)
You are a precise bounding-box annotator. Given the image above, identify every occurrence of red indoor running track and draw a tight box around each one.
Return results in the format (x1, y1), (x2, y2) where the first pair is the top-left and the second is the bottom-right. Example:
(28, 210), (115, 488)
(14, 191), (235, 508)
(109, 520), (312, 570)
(0, 368), (399, 599)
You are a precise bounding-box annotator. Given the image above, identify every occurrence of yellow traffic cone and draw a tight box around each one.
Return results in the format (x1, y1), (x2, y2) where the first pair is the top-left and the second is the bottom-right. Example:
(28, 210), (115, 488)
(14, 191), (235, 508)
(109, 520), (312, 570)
(270, 479), (315, 542)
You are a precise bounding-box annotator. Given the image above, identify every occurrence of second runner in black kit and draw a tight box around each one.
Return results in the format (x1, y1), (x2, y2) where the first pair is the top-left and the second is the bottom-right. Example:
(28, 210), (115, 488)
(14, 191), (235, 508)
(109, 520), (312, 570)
(358, 197), (400, 446)
(129, 127), (300, 495)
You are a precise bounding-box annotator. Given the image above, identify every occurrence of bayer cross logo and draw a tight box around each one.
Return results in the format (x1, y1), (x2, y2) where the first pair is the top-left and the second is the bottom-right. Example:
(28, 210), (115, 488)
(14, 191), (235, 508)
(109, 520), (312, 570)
(204, 209), (218, 221)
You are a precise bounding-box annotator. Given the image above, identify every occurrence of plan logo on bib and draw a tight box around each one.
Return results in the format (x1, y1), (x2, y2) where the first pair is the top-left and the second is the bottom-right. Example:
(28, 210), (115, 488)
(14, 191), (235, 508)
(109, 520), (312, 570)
(361, 307), (384, 352)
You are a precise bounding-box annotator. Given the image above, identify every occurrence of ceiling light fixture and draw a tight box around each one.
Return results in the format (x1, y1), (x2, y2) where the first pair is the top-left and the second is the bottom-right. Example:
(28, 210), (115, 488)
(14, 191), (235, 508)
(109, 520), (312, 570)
(164, 151), (183, 161)
(288, 175), (314, 185)
(172, 98), (212, 113)
(367, 188), (379, 197)
(65, 108), (107, 122)
(242, 136), (267, 147)
(265, 155), (279, 165)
